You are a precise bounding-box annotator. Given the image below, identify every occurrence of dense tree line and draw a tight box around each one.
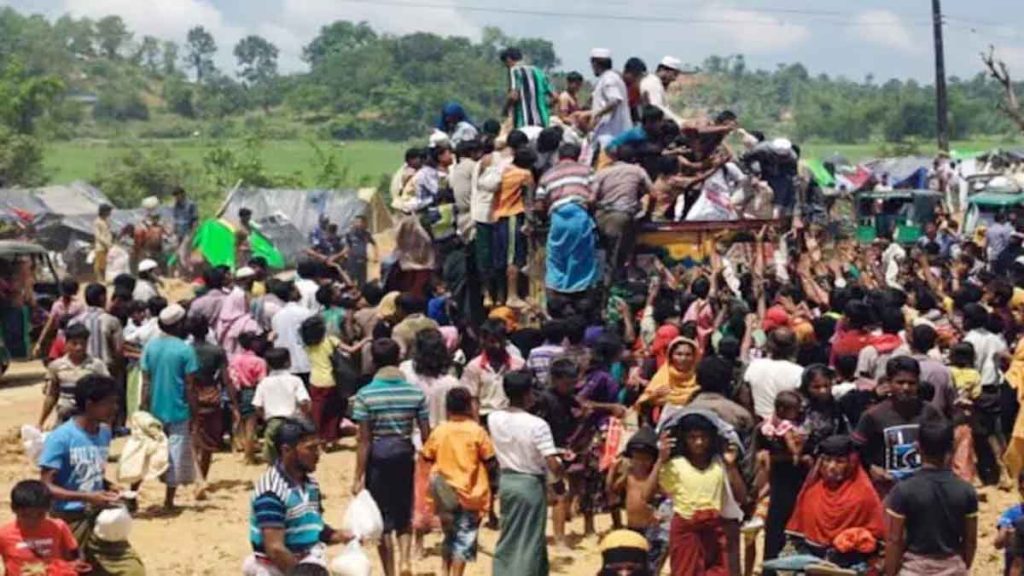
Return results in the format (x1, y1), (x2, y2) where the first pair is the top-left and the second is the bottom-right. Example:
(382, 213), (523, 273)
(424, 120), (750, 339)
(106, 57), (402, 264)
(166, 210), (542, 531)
(0, 6), (1022, 186)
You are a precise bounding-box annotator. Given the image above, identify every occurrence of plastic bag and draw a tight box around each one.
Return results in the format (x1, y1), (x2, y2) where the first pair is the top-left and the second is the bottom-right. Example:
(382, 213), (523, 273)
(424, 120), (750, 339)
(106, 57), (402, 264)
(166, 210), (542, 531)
(341, 490), (383, 542)
(20, 425), (46, 462)
(330, 541), (372, 576)
(94, 506), (133, 542)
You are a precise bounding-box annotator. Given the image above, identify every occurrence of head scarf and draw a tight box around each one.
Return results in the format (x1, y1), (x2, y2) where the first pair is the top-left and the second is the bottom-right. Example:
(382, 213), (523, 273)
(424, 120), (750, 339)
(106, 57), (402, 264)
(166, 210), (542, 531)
(214, 286), (261, 355)
(640, 337), (700, 407)
(650, 324), (680, 368)
(377, 291), (401, 319)
(785, 437), (885, 549)
(438, 102), (472, 131)
(438, 325), (460, 353)
(1003, 338), (1024, 480)
(488, 306), (519, 333)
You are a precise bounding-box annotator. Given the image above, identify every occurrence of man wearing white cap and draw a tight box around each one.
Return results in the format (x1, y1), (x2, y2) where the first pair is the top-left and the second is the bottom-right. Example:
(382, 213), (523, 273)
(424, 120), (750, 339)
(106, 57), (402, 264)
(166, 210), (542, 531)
(133, 259), (160, 302)
(140, 303), (199, 510)
(640, 56), (686, 125)
(589, 48), (633, 148)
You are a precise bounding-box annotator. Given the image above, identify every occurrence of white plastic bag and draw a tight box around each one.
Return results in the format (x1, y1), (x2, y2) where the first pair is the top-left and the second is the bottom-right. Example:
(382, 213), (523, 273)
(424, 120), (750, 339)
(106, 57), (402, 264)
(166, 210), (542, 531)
(329, 541), (372, 576)
(94, 506), (133, 542)
(20, 425), (45, 462)
(341, 490), (384, 543)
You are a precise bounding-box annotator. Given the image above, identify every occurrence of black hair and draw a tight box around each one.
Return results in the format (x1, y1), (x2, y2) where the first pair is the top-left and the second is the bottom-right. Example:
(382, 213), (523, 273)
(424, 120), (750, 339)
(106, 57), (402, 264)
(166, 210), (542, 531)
(614, 144), (638, 164)
(537, 127), (563, 154)
(499, 47), (523, 62)
(717, 335), (740, 363)
(886, 355), (921, 379)
(64, 323), (90, 342)
(879, 306), (904, 335)
(503, 370), (534, 405)
(445, 387), (473, 417)
(248, 256), (268, 270)
(479, 318), (507, 341)
(775, 389), (803, 414)
(405, 147), (424, 162)
(316, 284), (336, 307)
(84, 283), (106, 307)
(656, 155), (680, 177)
(397, 293), (426, 316)
(11, 480), (51, 511)
(949, 341), (976, 368)
(98, 203), (112, 216)
(917, 418), (954, 460)
(239, 207), (252, 219)
(714, 110), (737, 124)
(674, 413), (721, 458)
(962, 303), (989, 332)
(624, 57), (647, 74)
(147, 296), (167, 317)
(413, 329), (449, 378)
(203, 266), (228, 290)
(272, 280), (295, 302)
(591, 333), (623, 370)
(112, 274), (136, 297)
(910, 324), (937, 353)
(455, 138), (481, 159)
(641, 105), (664, 124)
(506, 130), (529, 150)
(834, 354), (858, 380)
(513, 147), (538, 169)
(564, 315), (586, 345)
(690, 276), (711, 299)
(74, 374), (118, 413)
(297, 259), (320, 280)
(566, 71), (583, 83)
(272, 418), (318, 453)
(60, 278), (79, 297)
(540, 320), (566, 344)
(482, 119), (502, 137)
(300, 315), (327, 347)
(549, 357), (580, 382)
(696, 356), (732, 395)
(800, 364), (834, 397)
(371, 338), (401, 368)
(361, 281), (384, 306)
(185, 315), (209, 342)
(238, 331), (260, 352)
(768, 328), (798, 359)
(557, 142), (581, 161)
(844, 300), (871, 330)
(265, 347), (291, 371)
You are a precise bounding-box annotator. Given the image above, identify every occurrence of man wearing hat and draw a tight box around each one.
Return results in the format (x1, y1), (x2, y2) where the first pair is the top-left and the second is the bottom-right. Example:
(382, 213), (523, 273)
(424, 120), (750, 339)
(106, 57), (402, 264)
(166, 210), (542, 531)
(140, 303), (200, 511)
(589, 48), (633, 148)
(640, 56), (687, 125)
(133, 259), (160, 302)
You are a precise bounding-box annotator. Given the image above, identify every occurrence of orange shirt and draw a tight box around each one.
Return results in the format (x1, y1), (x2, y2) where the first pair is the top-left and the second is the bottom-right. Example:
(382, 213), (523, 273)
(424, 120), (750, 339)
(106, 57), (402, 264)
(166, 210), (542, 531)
(0, 518), (78, 576)
(422, 418), (496, 512)
(493, 166), (534, 220)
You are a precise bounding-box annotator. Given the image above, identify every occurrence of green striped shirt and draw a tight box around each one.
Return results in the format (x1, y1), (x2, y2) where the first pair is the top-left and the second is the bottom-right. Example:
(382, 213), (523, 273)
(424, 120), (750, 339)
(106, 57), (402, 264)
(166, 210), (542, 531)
(510, 64), (552, 128)
(351, 367), (428, 438)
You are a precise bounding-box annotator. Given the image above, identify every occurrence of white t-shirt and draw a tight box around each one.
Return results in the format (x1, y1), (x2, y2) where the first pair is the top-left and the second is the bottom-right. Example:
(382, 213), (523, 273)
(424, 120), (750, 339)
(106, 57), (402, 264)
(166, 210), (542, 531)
(487, 410), (558, 476)
(744, 358), (805, 419)
(400, 360), (464, 428)
(271, 302), (313, 374)
(639, 74), (682, 125)
(252, 370), (311, 419)
(591, 69), (633, 143)
(964, 328), (1008, 387)
(132, 279), (159, 303)
(295, 278), (321, 313)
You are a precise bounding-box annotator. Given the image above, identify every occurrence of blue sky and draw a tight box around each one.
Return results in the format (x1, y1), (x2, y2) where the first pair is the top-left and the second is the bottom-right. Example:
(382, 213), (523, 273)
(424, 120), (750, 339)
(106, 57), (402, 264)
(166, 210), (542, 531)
(4, 0), (1024, 82)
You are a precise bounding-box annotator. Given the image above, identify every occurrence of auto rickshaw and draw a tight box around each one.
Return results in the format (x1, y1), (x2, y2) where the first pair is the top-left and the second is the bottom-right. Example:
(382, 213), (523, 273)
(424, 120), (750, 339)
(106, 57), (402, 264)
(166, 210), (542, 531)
(0, 241), (60, 377)
(854, 189), (943, 244)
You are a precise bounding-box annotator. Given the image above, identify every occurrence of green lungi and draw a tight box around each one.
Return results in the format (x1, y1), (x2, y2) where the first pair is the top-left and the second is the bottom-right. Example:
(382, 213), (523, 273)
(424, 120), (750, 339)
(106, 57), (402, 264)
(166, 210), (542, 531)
(492, 471), (548, 576)
(55, 509), (145, 576)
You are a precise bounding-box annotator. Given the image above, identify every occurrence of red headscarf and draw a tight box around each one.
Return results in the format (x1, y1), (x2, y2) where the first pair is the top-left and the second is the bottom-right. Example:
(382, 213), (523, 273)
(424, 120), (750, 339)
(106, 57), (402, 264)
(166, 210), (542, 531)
(785, 453), (885, 549)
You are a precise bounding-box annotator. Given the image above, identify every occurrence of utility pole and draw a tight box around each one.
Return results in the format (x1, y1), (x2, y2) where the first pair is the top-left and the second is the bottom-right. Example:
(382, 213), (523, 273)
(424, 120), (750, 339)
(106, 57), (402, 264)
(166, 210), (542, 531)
(932, 0), (950, 152)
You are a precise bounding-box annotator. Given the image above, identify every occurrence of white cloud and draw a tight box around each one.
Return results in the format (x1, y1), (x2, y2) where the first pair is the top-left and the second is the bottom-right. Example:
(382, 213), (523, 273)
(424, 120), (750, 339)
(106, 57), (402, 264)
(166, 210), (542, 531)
(694, 5), (811, 54)
(281, 0), (480, 44)
(850, 9), (919, 53)
(60, 0), (246, 70)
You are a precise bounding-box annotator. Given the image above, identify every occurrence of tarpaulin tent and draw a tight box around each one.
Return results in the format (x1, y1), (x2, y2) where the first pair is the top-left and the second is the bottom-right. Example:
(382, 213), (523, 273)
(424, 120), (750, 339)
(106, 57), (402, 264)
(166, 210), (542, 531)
(803, 159), (835, 188)
(863, 156), (932, 189)
(218, 187), (394, 240)
(191, 218), (285, 270)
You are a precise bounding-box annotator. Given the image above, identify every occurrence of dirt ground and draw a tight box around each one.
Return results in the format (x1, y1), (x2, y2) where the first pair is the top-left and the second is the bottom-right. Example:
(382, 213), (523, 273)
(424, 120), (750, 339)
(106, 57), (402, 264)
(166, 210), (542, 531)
(0, 360), (1011, 575)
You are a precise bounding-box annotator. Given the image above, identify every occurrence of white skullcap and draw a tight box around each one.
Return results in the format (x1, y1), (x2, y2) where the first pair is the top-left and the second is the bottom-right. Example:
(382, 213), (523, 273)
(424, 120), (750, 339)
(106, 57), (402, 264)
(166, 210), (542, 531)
(235, 266), (256, 279)
(138, 259), (158, 273)
(658, 56), (682, 71)
(590, 48), (612, 59)
(770, 138), (793, 154)
(158, 303), (186, 325)
(141, 196), (159, 210)
(94, 507), (133, 542)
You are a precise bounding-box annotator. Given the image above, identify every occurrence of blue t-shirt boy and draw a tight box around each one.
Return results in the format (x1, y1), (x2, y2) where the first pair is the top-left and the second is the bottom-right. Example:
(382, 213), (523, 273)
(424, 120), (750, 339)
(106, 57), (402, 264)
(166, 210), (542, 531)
(38, 419), (113, 513)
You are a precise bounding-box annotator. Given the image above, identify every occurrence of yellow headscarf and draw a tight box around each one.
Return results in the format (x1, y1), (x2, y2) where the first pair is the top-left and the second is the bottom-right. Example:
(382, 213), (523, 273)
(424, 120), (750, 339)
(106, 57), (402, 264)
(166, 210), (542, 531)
(488, 306), (519, 332)
(377, 291), (401, 319)
(1003, 339), (1024, 481)
(639, 337), (701, 407)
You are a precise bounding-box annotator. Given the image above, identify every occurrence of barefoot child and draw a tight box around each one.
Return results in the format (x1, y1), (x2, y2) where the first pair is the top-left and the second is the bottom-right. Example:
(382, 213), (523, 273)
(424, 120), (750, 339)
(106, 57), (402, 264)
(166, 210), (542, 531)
(253, 348), (312, 463)
(659, 412), (747, 575)
(611, 426), (671, 575)
(422, 388), (496, 576)
(230, 331), (268, 464)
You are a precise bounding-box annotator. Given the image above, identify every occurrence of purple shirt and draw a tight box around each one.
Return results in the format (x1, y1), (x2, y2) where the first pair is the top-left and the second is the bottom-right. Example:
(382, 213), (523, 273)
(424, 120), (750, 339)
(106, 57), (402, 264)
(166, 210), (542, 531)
(578, 368), (620, 427)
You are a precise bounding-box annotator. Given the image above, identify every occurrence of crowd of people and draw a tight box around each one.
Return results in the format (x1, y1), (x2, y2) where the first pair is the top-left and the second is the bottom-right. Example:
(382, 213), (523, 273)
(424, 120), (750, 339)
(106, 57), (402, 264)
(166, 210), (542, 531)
(2, 45), (1024, 576)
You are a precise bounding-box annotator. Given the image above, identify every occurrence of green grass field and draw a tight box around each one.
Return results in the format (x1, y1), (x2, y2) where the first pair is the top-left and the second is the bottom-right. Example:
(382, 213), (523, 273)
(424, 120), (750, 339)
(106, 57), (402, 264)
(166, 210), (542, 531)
(44, 139), (408, 186)
(43, 136), (1022, 187)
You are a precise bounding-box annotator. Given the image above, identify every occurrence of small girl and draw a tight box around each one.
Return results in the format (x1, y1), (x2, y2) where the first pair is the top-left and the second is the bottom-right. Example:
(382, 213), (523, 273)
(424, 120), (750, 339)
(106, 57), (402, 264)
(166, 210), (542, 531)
(229, 331), (268, 464)
(949, 341), (982, 400)
(300, 316), (366, 449)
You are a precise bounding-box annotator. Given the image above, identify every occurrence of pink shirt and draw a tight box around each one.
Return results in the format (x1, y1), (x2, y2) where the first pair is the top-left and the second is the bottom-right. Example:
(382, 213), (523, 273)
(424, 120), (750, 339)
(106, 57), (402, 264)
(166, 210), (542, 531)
(229, 350), (267, 390)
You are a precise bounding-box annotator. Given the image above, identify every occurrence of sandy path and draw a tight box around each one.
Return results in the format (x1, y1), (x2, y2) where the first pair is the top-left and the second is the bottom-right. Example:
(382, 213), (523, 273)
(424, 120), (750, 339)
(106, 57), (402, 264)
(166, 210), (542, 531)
(0, 360), (1011, 574)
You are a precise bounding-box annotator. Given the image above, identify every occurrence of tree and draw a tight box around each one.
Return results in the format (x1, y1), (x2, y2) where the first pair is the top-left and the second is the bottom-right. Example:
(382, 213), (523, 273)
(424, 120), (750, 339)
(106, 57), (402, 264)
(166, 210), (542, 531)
(134, 35), (161, 74)
(303, 21), (377, 68)
(185, 26), (217, 83)
(0, 127), (45, 187)
(95, 16), (131, 59)
(161, 40), (179, 76)
(0, 61), (63, 134)
(234, 35), (278, 86)
(981, 46), (1024, 133)
(54, 15), (95, 59)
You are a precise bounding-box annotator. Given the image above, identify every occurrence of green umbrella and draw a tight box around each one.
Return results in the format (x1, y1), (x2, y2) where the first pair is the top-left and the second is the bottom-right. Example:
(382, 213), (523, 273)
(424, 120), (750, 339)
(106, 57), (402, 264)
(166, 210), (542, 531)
(191, 218), (285, 269)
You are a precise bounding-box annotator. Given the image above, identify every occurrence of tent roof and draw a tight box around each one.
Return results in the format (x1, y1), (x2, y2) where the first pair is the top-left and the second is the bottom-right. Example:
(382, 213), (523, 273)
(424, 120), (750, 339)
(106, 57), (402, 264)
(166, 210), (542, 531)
(220, 188), (392, 238)
(803, 159), (835, 187)
(863, 156), (932, 184)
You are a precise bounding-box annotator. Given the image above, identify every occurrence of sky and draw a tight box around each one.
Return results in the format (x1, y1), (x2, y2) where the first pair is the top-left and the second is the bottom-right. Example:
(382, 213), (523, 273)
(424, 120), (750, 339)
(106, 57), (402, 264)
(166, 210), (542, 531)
(3, 0), (1024, 83)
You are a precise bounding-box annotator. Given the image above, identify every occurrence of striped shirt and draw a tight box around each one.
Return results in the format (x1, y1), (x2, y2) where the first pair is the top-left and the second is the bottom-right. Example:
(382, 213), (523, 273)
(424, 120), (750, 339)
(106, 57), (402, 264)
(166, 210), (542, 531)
(592, 161), (653, 214)
(537, 160), (594, 213)
(509, 64), (552, 128)
(526, 344), (565, 388)
(249, 465), (325, 556)
(351, 367), (428, 438)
